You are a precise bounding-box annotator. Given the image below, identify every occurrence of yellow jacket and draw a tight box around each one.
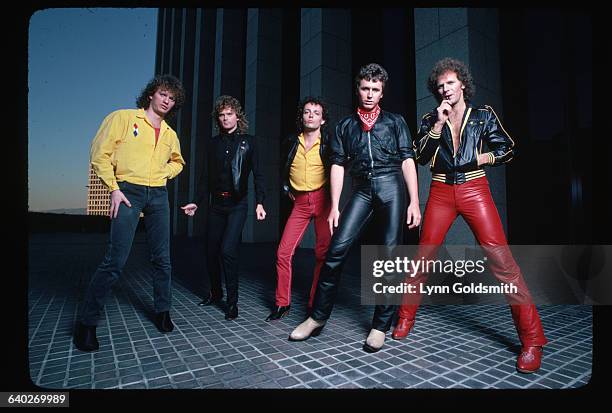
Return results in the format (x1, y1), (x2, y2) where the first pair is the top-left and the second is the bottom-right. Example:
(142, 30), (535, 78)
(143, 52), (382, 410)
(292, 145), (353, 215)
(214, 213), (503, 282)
(90, 108), (185, 192)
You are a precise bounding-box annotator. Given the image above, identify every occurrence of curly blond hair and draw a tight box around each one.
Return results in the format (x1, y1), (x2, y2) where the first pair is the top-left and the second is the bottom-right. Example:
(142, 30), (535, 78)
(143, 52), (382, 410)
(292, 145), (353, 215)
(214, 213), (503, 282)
(212, 95), (249, 133)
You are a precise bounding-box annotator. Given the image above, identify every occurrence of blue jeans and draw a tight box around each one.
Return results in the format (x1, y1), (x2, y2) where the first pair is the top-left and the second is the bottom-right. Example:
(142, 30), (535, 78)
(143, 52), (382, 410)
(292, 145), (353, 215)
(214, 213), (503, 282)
(80, 181), (172, 326)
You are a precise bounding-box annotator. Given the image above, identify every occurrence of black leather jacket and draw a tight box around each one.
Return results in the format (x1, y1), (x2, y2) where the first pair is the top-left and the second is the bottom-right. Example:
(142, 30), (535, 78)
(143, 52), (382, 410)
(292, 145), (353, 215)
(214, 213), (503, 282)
(331, 110), (415, 178)
(416, 104), (515, 185)
(281, 132), (331, 196)
(193, 131), (265, 205)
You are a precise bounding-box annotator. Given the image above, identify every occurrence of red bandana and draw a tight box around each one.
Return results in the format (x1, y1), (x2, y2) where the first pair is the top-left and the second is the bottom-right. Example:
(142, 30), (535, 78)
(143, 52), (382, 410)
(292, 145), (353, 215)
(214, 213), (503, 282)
(357, 105), (381, 132)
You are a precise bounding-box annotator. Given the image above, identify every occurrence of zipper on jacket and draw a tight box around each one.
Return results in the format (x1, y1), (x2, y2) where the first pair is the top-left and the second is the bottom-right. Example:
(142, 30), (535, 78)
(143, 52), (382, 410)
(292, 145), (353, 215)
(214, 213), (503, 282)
(431, 146), (440, 168)
(367, 131), (374, 170)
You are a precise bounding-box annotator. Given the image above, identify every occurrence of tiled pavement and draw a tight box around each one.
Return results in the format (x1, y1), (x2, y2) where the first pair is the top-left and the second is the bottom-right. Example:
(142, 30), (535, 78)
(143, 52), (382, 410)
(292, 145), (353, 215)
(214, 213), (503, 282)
(28, 233), (592, 390)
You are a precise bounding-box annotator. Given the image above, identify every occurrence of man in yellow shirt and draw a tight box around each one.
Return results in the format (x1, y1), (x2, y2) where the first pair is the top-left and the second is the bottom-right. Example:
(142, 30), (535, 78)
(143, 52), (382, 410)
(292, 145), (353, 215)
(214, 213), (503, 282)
(74, 75), (186, 352)
(265, 97), (332, 322)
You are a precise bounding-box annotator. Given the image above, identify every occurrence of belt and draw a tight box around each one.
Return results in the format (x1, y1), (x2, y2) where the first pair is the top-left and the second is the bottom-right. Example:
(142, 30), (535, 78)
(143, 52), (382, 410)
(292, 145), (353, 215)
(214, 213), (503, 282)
(216, 191), (232, 198)
(355, 170), (401, 181)
(431, 170), (485, 185)
(292, 186), (326, 196)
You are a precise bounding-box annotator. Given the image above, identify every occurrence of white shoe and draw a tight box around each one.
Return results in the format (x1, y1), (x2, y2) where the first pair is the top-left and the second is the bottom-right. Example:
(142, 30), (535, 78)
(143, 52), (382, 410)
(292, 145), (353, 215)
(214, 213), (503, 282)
(288, 317), (325, 341)
(363, 328), (385, 353)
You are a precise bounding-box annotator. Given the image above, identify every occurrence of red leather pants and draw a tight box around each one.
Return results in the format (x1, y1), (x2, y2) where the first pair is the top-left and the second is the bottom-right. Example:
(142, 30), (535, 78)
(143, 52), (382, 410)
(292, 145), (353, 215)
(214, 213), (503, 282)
(398, 177), (547, 347)
(275, 187), (331, 307)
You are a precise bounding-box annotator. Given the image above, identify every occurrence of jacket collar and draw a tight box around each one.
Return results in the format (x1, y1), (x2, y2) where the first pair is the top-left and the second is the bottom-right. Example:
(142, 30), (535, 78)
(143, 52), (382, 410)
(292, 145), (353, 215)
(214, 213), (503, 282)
(458, 103), (474, 125)
(221, 128), (240, 139)
(298, 132), (322, 146)
(136, 108), (170, 132)
(291, 131), (328, 144)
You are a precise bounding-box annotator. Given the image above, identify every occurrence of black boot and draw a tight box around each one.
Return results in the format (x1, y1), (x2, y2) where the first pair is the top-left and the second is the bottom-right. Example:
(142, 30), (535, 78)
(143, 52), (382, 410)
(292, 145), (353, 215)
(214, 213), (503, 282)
(198, 292), (222, 306)
(225, 304), (238, 320)
(155, 311), (174, 333)
(265, 305), (290, 322)
(73, 322), (99, 352)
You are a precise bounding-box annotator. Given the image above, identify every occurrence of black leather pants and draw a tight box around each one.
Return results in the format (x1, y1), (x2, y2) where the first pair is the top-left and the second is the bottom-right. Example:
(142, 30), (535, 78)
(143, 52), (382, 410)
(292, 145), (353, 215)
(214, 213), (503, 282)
(311, 172), (407, 332)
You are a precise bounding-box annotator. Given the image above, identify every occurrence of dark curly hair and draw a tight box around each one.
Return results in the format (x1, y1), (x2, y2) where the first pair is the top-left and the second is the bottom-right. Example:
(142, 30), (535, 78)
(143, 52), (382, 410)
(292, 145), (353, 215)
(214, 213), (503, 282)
(136, 74), (185, 119)
(427, 58), (475, 103)
(212, 95), (249, 134)
(295, 96), (328, 134)
(355, 63), (389, 92)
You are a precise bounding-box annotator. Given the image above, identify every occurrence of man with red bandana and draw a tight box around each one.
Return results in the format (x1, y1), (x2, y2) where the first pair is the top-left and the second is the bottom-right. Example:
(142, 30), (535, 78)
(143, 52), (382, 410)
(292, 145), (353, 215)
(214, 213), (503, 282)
(288, 63), (421, 353)
(392, 58), (547, 374)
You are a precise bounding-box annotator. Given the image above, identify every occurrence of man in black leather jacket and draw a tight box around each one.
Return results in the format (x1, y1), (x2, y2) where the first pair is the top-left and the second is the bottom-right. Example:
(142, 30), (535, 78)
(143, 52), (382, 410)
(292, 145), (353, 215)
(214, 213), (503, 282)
(265, 97), (332, 322)
(392, 58), (547, 374)
(289, 63), (421, 352)
(181, 95), (266, 321)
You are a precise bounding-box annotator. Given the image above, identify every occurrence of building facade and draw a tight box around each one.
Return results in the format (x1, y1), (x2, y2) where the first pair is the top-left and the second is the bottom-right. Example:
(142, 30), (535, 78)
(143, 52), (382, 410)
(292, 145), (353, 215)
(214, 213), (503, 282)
(155, 8), (591, 247)
(86, 164), (110, 216)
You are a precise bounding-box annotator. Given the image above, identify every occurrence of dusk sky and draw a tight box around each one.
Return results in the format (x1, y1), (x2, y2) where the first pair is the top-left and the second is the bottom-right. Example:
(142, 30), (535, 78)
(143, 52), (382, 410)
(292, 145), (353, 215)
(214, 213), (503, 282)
(28, 8), (158, 211)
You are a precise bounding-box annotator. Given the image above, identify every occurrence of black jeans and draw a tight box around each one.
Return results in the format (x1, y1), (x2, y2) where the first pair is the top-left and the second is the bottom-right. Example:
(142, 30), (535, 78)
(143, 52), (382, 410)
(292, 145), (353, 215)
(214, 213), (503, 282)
(81, 182), (172, 326)
(206, 195), (248, 306)
(311, 172), (407, 332)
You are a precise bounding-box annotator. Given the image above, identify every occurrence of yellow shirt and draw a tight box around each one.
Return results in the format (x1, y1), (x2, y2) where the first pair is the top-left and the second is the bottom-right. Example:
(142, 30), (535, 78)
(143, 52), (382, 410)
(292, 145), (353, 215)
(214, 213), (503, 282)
(289, 133), (327, 191)
(90, 108), (185, 192)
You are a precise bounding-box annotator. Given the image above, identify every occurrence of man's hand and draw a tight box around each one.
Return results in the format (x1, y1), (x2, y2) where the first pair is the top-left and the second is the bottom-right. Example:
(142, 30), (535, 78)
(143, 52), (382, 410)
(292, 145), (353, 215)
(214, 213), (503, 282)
(256, 204), (266, 220)
(110, 189), (131, 219)
(181, 203), (198, 217)
(477, 153), (489, 166)
(327, 208), (340, 235)
(434, 99), (452, 130)
(406, 202), (421, 229)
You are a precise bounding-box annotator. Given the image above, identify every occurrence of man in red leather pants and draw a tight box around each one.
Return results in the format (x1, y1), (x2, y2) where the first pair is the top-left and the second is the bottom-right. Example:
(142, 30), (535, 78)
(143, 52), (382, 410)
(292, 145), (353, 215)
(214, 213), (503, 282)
(392, 58), (547, 374)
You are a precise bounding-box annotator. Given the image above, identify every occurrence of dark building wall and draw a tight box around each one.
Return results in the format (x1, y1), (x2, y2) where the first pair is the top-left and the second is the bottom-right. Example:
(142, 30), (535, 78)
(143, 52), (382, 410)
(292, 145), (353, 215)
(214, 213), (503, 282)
(213, 9), (247, 105)
(298, 9), (353, 247)
(243, 9), (284, 242)
(278, 9), (301, 235)
(173, 9), (197, 237)
(156, 7), (501, 246)
(188, 10), (217, 238)
(154, 7), (593, 249)
(499, 9), (593, 244)
(156, 8), (312, 243)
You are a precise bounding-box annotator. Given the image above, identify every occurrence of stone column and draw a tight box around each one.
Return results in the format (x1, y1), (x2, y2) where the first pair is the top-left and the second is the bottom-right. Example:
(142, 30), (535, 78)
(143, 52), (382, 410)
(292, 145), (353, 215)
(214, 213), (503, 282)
(242, 9), (284, 242)
(299, 8), (352, 247)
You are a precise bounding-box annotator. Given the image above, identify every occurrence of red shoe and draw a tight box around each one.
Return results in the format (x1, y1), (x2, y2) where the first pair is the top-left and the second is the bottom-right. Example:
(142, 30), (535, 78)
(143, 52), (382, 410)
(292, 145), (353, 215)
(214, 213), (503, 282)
(392, 318), (415, 340)
(516, 346), (543, 374)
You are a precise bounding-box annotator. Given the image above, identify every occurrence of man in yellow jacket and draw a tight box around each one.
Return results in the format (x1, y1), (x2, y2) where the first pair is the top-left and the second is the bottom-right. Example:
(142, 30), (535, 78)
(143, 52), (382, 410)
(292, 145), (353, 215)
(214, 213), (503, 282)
(74, 75), (186, 352)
